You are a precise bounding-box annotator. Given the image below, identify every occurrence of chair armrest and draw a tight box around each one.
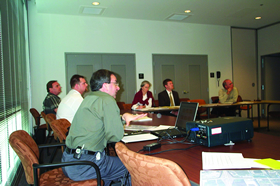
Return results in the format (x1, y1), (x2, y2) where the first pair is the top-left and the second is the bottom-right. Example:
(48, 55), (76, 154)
(33, 161), (102, 186)
(38, 142), (66, 149)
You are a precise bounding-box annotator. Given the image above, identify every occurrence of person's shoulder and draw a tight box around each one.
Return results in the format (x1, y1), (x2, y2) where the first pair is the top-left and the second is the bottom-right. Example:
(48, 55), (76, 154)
(158, 90), (166, 95)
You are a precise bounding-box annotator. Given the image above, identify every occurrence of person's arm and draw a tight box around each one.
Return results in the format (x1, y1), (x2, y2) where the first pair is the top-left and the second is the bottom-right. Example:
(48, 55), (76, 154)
(218, 89), (228, 103)
(122, 113), (147, 126)
(229, 87), (238, 103)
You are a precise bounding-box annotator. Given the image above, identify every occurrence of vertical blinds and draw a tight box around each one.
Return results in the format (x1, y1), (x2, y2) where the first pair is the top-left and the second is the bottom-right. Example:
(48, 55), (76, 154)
(0, 0), (30, 185)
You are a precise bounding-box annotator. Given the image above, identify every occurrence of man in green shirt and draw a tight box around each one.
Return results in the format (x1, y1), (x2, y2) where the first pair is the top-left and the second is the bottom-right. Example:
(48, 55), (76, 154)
(62, 69), (145, 186)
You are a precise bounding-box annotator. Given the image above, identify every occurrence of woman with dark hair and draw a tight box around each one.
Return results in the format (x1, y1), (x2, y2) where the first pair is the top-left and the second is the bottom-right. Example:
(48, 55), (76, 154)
(131, 80), (154, 110)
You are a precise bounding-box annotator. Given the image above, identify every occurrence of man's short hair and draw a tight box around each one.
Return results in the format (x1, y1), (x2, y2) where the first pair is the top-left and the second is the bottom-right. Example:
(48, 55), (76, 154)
(90, 69), (116, 91)
(163, 78), (172, 87)
(70, 74), (85, 88)
(46, 80), (57, 92)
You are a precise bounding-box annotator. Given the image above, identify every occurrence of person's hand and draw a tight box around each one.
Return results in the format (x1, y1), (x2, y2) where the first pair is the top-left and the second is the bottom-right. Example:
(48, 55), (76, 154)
(136, 105), (146, 109)
(227, 87), (233, 94)
(122, 113), (147, 126)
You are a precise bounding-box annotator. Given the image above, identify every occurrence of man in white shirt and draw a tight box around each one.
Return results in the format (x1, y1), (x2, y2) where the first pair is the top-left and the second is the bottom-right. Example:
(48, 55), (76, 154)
(56, 74), (88, 123)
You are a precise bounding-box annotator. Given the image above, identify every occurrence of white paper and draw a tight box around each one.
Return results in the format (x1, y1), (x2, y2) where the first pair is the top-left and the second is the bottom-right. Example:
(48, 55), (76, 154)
(202, 152), (251, 170)
(148, 125), (175, 131)
(124, 125), (157, 131)
(122, 133), (158, 143)
(133, 116), (152, 121)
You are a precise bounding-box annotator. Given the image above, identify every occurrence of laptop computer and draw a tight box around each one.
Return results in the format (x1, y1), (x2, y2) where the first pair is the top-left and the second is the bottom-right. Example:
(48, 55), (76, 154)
(151, 102), (199, 139)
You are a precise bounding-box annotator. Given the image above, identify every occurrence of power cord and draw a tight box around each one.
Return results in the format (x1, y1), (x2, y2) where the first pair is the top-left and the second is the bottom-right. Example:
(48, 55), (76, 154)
(144, 144), (200, 155)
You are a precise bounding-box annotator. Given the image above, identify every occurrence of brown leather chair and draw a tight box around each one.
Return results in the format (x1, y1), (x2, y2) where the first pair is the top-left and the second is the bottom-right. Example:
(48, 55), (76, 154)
(188, 99), (208, 120)
(41, 112), (57, 143)
(9, 130), (102, 186)
(30, 108), (47, 144)
(117, 102), (125, 110)
(51, 119), (71, 152)
(115, 142), (191, 186)
(180, 98), (190, 102)
(123, 103), (132, 110)
(154, 100), (159, 107)
(237, 95), (253, 118)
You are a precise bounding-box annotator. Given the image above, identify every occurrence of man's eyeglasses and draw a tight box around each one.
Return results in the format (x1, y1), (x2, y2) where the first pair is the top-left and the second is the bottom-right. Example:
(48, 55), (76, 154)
(110, 82), (119, 87)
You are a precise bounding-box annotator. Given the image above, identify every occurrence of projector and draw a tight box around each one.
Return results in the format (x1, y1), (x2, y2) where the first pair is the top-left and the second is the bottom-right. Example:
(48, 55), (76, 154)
(186, 117), (254, 147)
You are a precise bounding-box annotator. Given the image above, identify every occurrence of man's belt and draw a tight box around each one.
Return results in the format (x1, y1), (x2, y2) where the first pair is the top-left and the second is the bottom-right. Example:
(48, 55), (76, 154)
(65, 146), (96, 155)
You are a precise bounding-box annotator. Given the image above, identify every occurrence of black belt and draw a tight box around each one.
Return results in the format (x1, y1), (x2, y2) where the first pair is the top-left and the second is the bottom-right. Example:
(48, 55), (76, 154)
(65, 146), (96, 155)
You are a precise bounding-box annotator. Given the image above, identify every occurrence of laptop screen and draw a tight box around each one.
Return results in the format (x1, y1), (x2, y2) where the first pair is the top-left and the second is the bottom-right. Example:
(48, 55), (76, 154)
(175, 102), (199, 130)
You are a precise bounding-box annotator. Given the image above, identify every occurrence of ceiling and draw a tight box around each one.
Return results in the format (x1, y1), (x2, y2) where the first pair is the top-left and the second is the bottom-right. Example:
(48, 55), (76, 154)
(34, 0), (280, 29)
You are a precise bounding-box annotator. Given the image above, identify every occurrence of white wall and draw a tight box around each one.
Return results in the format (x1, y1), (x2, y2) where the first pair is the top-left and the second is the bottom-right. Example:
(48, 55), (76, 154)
(28, 2), (232, 111)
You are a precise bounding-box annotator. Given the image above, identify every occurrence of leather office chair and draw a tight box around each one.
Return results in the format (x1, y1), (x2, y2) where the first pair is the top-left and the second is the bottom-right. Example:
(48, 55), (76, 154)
(115, 142), (191, 186)
(180, 98), (190, 102)
(30, 108), (47, 144)
(51, 119), (71, 152)
(9, 130), (102, 186)
(188, 99), (208, 120)
(123, 103), (132, 110)
(154, 100), (159, 107)
(117, 102), (125, 110)
(41, 112), (57, 143)
(237, 95), (253, 119)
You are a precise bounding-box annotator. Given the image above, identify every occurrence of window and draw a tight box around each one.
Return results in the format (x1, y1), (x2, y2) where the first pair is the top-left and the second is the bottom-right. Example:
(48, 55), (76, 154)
(0, 0), (30, 185)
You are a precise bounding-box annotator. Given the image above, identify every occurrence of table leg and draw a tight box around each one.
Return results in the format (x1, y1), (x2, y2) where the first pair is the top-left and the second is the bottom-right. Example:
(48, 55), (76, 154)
(257, 103), (260, 130)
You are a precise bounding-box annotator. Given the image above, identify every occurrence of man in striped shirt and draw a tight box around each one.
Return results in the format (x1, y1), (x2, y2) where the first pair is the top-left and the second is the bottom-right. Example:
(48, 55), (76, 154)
(43, 80), (61, 114)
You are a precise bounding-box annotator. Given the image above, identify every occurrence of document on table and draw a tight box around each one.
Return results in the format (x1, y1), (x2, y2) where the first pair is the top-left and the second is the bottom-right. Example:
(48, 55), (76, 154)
(202, 152), (251, 170)
(122, 133), (158, 143)
(124, 125), (173, 131)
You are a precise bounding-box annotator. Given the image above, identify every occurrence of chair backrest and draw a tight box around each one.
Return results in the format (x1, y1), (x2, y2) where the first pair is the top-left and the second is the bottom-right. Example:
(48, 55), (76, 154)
(51, 119), (71, 143)
(117, 102), (125, 110)
(188, 99), (207, 114)
(115, 142), (191, 186)
(30, 108), (41, 127)
(180, 98), (190, 102)
(9, 130), (40, 184)
(41, 112), (56, 131)
(237, 95), (243, 102)
(211, 96), (219, 103)
(123, 103), (132, 110)
(154, 100), (159, 107)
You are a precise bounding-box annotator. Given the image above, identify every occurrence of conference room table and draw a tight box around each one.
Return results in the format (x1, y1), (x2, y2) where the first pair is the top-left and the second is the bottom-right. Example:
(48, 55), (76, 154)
(135, 100), (280, 130)
(124, 111), (280, 184)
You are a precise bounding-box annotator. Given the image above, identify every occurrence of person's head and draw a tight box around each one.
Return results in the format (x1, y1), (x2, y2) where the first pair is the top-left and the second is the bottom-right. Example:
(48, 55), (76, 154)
(163, 78), (174, 91)
(223, 79), (233, 90)
(70, 74), (88, 94)
(140, 80), (151, 94)
(90, 69), (120, 98)
(46, 80), (61, 95)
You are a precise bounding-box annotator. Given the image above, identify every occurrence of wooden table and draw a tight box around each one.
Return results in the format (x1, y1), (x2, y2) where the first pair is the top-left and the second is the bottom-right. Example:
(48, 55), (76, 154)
(125, 113), (280, 184)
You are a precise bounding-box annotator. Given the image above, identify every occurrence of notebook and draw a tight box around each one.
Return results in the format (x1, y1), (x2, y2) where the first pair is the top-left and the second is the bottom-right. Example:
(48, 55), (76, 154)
(151, 102), (198, 139)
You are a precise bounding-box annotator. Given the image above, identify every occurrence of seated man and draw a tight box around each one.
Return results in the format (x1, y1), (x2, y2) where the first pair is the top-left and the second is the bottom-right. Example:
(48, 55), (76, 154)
(158, 78), (180, 116)
(212, 79), (238, 116)
(43, 80), (61, 114)
(56, 74), (88, 123)
(62, 69), (146, 186)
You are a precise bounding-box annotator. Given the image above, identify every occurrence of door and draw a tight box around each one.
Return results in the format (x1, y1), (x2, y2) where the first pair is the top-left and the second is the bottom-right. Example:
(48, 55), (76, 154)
(153, 54), (209, 103)
(261, 55), (280, 114)
(65, 53), (136, 103)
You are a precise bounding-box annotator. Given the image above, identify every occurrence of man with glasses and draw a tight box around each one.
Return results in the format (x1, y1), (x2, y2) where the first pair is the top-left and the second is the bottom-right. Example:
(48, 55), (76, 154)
(62, 69), (146, 186)
(56, 74), (88, 123)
